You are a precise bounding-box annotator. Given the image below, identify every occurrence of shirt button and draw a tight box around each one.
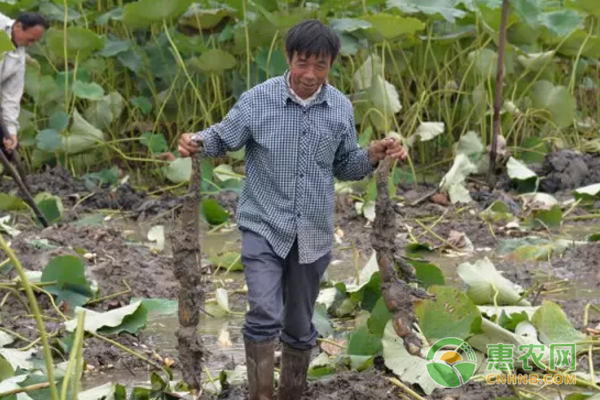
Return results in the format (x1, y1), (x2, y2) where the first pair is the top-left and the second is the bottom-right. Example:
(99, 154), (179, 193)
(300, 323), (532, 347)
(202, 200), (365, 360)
(297, 213), (301, 218)
(300, 173), (304, 178)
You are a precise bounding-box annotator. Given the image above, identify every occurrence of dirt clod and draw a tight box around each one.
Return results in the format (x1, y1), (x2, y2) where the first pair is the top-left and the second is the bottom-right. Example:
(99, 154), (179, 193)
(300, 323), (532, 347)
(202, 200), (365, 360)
(534, 150), (600, 193)
(431, 193), (450, 206)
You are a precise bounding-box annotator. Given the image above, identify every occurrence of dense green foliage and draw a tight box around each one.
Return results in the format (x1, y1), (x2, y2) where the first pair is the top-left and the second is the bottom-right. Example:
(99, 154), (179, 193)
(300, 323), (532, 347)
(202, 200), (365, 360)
(2, 3), (600, 398)
(1, 0), (599, 186)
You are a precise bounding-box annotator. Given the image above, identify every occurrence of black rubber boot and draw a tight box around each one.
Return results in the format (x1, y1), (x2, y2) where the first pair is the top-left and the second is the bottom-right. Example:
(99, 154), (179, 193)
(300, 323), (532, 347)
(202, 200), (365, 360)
(277, 343), (312, 400)
(244, 337), (276, 400)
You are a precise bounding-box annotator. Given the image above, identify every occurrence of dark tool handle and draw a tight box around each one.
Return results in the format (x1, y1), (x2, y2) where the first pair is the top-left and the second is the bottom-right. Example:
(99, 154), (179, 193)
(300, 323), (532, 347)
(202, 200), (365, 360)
(0, 122), (48, 227)
(0, 144), (49, 227)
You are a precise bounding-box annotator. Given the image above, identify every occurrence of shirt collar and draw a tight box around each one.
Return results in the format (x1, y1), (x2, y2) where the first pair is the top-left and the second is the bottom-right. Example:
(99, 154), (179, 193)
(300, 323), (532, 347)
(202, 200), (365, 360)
(281, 70), (330, 107)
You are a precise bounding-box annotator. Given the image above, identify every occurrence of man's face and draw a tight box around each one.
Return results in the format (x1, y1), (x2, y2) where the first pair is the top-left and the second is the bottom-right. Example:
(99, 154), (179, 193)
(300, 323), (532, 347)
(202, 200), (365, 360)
(287, 51), (332, 99)
(12, 22), (44, 48)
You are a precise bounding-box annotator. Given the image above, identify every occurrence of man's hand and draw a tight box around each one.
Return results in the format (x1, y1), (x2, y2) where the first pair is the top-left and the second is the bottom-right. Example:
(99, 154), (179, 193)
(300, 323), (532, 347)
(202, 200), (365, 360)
(178, 133), (201, 157)
(2, 134), (18, 152)
(368, 138), (408, 166)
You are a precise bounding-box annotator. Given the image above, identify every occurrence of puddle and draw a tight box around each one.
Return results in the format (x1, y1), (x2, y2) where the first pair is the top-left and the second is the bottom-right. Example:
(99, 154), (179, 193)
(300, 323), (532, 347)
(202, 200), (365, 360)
(82, 311), (246, 392)
(561, 223), (600, 241)
(104, 215), (243, 259)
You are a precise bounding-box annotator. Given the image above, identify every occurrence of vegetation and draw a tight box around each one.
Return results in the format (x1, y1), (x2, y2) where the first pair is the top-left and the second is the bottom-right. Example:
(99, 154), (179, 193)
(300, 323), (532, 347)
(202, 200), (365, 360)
(0, 0), (600, 399)
(0, 0), (598, 186)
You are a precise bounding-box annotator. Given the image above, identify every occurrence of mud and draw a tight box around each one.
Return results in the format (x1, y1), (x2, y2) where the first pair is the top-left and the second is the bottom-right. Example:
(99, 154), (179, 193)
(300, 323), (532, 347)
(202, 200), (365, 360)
(0, 165), (184, 221)
(0, 286), (172, 371)
(426, 381), (514, 400)
(500, 241), (600, 331)
(298, 369), (402, 400)
(534, 150), (600, 193)
(496, 150), (600, 194)
(0, 222), (182, 370)
(82, 334), (166, 371)
(300, 371), (514, 400)
(469, 190), (521, 216)
(13, 164), (86, 197)
(215, 368), (514, 400)
(333, 188), (501, 257)
(8, 224), (179, 300)
(2, 160), (599, 398)
(334, 194), (372, 255)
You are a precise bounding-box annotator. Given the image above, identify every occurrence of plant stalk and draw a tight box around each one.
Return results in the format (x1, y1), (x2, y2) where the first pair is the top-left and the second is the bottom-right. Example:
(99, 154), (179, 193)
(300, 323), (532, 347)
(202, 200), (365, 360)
(0, 233), (58, 400)
(487, 0), (509, 187)
(0, 382), (52, 399)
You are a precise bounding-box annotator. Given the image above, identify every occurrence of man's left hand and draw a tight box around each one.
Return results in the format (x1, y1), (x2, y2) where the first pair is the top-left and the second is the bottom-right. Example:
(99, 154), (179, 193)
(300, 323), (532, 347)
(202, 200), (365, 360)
(368, 138), (408, 166)
(2, 134), (17, 152)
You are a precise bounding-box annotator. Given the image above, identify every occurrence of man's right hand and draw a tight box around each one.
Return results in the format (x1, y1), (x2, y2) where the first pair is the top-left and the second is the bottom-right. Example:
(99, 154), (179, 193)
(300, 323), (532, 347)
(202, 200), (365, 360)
(178, 133), (201, 157)
(2, 134), (18, 152)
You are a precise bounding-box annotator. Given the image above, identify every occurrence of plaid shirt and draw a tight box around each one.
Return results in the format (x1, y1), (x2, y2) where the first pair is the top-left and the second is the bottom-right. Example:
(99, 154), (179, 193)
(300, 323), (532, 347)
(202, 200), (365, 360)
(194, 72), (374, 264)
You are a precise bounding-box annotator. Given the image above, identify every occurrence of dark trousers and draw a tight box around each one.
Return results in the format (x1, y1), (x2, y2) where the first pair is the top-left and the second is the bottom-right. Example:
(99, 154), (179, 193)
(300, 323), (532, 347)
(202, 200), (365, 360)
(240, 228), (330, 350)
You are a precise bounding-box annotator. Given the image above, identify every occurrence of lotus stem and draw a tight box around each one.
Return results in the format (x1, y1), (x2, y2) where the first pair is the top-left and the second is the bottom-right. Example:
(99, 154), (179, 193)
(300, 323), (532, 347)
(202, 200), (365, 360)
(0, 233), (59, 400)
(0, 382), (53, 398)
(387, 377), (427, 400)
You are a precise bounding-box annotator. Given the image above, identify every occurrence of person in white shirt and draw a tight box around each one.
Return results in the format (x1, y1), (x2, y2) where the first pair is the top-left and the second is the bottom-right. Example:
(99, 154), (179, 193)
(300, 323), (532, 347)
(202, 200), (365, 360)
(0, 12), (48, 156)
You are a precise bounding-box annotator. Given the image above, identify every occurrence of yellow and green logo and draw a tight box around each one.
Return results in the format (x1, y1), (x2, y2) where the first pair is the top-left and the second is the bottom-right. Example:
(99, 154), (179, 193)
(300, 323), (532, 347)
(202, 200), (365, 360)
(426, 338), (478, 388)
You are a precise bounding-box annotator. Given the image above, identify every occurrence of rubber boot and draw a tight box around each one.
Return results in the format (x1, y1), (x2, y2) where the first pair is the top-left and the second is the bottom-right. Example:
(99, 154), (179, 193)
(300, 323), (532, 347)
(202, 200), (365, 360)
(277, 343), (312, 400)
(244, 337), (276, 400)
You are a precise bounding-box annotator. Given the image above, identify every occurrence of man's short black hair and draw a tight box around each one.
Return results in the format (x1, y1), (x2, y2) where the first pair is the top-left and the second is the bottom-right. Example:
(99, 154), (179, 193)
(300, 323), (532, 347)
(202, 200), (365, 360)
(16, 12), (49, 30)
(285, 19), (340, 64)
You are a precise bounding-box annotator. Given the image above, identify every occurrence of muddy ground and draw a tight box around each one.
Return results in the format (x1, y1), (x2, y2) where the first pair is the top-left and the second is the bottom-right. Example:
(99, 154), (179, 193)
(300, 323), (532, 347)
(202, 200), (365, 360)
(502, 241), (600, 331)
(1, 150), (600, 399)
(212, 363), (515, 400)
(0, 222), (180, 371)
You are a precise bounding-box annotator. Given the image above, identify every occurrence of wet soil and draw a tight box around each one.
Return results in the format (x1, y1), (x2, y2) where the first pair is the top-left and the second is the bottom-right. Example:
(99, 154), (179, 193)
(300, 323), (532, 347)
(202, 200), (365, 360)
(498, 149), (600, 194)
(9, 224), (179, 300)
(216, 369), (406, 400)
(500, 241), (600, 331)
(427, 381), (515, 400)
(214, 364), (514, 400)
(0, 165), (220, 222)
(299, 369), (403, 400)
(333, 186), (499, 261)
(534, 150), (600, 193)
(302, 371), (513, 400)
(2, 159), (599, 399)
(0, 222), (181, 370)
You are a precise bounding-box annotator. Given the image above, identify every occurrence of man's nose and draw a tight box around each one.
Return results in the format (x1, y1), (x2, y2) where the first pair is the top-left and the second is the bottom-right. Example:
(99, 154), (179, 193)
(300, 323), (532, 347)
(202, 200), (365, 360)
(304, 67), (316, 79)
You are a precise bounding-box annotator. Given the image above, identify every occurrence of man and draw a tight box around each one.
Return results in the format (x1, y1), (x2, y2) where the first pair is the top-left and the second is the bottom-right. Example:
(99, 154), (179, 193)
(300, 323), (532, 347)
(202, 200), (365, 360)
(178, 20), (407, 400)
(0, 12), (48, 155)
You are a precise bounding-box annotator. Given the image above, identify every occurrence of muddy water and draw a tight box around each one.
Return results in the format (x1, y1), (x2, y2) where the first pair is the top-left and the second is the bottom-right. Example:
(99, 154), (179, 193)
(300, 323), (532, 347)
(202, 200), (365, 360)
(80, 313), (247, 392)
